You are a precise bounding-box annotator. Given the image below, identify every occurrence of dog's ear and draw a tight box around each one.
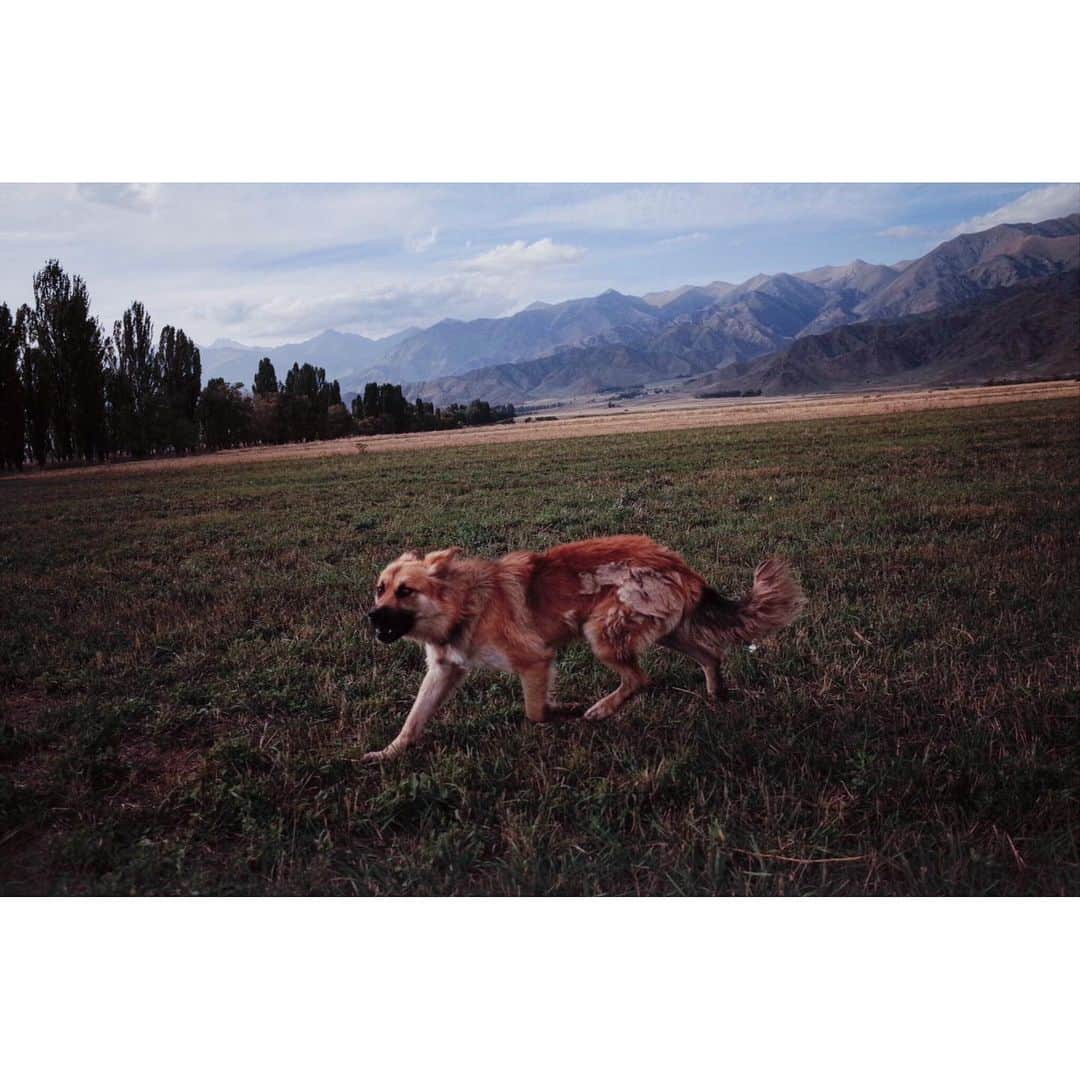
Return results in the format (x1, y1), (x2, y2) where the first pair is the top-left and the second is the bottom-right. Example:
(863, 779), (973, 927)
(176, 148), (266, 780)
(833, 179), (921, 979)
(396, 549), (422, 563)
(424, 547), (462, 578)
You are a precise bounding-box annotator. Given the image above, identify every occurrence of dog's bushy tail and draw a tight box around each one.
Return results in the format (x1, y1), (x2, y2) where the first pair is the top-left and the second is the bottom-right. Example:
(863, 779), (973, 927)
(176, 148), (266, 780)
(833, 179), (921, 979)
(688, 557), (805, 648)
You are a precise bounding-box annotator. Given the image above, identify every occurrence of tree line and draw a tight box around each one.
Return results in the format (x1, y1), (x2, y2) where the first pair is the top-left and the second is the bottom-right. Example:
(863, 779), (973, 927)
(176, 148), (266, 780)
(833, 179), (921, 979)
(1, 261), (201, 468)
(166, 365), (514, 453)
(0, 260), (515, 470)
(349, 382), (514, 434)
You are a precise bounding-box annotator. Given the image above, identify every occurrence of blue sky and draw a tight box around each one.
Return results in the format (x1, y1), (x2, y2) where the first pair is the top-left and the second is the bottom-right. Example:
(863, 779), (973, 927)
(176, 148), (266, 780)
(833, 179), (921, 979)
(1, 183), (1077, 347)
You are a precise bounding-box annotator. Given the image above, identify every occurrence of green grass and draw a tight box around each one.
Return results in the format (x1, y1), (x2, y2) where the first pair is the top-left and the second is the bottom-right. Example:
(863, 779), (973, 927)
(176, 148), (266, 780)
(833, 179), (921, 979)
(1, 397), (1078, 895)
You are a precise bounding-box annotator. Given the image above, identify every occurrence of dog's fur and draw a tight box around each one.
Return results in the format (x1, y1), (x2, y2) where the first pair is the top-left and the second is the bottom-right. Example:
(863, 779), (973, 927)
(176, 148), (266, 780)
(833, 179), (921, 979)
(363, 535), (804, 762)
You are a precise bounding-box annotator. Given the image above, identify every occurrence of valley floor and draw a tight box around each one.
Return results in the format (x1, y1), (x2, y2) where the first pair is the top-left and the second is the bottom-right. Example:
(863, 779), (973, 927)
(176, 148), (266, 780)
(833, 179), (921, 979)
(6, 379), (1078, 480)
(1, 396), (1078, 894)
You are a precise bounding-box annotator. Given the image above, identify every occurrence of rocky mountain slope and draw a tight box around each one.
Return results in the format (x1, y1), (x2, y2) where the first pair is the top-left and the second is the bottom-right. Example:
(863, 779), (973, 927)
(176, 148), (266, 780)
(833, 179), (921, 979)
(855, 215), (1080, 320)
(370, 289), (663, 383)
(687, 271), (1080, 396)
(403, 213), (1079, 404)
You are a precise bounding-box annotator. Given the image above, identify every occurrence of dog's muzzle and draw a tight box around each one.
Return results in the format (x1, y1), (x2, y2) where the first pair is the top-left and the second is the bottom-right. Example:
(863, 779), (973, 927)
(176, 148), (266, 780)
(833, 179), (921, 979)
(367, 606), (415, 644)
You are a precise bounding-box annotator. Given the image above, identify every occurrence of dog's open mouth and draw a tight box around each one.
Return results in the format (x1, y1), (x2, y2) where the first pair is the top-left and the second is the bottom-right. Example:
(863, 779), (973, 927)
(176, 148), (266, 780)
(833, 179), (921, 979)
(369, 608), (415, 644)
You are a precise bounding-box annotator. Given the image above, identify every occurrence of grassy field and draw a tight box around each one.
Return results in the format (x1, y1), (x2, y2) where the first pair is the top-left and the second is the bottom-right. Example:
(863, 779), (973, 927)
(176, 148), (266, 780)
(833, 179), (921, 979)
(1, 396), (1078, 895)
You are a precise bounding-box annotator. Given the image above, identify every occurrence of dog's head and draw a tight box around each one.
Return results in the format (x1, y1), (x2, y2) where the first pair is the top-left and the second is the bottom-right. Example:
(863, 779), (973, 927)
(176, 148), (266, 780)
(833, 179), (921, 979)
(368, 547), (462, 644)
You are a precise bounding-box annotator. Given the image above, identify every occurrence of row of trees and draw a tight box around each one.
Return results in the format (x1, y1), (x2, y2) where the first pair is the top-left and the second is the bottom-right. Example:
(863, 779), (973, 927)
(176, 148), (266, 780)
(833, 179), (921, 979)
(239, 365), (514, 446)
(0, 262), (201, 468)
(248, 357), (351, 445)
(0, 260), (517, 469)
(193, 368), (514, 452)
(350, 381), (514, 435)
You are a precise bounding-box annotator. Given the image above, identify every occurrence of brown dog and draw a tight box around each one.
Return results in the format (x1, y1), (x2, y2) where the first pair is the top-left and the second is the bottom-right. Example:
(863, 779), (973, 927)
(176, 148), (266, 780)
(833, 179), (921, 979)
(363, 535), (804, 762)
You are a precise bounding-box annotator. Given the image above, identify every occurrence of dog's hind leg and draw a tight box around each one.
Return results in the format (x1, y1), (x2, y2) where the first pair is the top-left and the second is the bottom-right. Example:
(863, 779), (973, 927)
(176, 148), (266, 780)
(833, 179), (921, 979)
(579, 567), (692, 720)
(660, 626), (728, 702)
(581, 617), (651, 721)
(583, 649), (650, 721)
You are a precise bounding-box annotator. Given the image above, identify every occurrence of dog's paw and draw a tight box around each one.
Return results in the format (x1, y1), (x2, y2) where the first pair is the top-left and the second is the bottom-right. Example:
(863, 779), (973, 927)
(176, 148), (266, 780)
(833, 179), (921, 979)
(583, 701), (615, 721)
(361, 746), (398, 765)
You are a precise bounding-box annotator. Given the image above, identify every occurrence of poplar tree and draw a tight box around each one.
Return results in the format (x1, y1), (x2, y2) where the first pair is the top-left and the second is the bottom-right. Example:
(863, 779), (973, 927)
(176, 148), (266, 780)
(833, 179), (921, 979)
(159, 325), (201, 452)
(30, 261), (108, 462)
(109, 301), (159, 456)
(0, 303), (25, 469)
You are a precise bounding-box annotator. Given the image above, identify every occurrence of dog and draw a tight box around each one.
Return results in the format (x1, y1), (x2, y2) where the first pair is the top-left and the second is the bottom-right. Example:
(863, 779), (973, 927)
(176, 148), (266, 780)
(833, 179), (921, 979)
(363, 535), (804, 762)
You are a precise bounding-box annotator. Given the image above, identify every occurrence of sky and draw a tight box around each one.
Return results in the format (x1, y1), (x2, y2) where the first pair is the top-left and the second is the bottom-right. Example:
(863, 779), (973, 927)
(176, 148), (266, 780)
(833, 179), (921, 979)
(1, 183), (1077, 348)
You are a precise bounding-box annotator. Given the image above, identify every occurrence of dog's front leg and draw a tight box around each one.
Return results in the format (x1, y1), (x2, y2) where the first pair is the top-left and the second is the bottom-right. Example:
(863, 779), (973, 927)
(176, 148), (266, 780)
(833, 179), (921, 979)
(520, 661), (554, 724)
(362, 655), (466, 763)
(520, 659), (579, 722)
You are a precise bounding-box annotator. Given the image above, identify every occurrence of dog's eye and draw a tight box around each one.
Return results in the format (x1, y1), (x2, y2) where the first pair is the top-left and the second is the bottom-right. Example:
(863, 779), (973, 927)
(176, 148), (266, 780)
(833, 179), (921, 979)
(396, 585), (414, 599)
(376, 583), (386, 596)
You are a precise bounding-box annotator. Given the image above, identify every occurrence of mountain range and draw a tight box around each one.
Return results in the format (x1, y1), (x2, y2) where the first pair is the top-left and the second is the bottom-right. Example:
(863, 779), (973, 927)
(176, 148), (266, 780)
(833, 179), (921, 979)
(199, 325), (423, 386)
(402, 214), (1080, 404)
(687, 271), (1080, 396)
(199, 213), (1080, 402)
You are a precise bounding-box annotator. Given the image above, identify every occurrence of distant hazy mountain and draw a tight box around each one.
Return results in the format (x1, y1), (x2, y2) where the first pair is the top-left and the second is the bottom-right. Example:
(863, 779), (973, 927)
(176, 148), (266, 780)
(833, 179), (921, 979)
(199, 325), (422, 388)
(687, 271), (1080, 396)
(404, 213), (1079, 404)
(198, 212), (1079, 401)
(640, 280), (736, 314)
(371, 289), (663, 383)
(795, 258), (900, 294)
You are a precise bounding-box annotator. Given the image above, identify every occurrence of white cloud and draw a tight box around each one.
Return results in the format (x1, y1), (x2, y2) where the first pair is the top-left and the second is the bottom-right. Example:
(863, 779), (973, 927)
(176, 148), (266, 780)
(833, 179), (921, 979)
(950, 184), (1080, 236)
(657, 231), (709, 246)
(459, 237), (585, 275)
(198, 236), (590, 341)
(512, 184), (900, 232)
(0, 184), (450, 341)
(206, 274), (525, 342)
(876, 223), (936, 239)
(405, 226), (439, 253)
(210, 299), (259, 327)
(74, 183), (161, 213)
(193, 237), (588, 342)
